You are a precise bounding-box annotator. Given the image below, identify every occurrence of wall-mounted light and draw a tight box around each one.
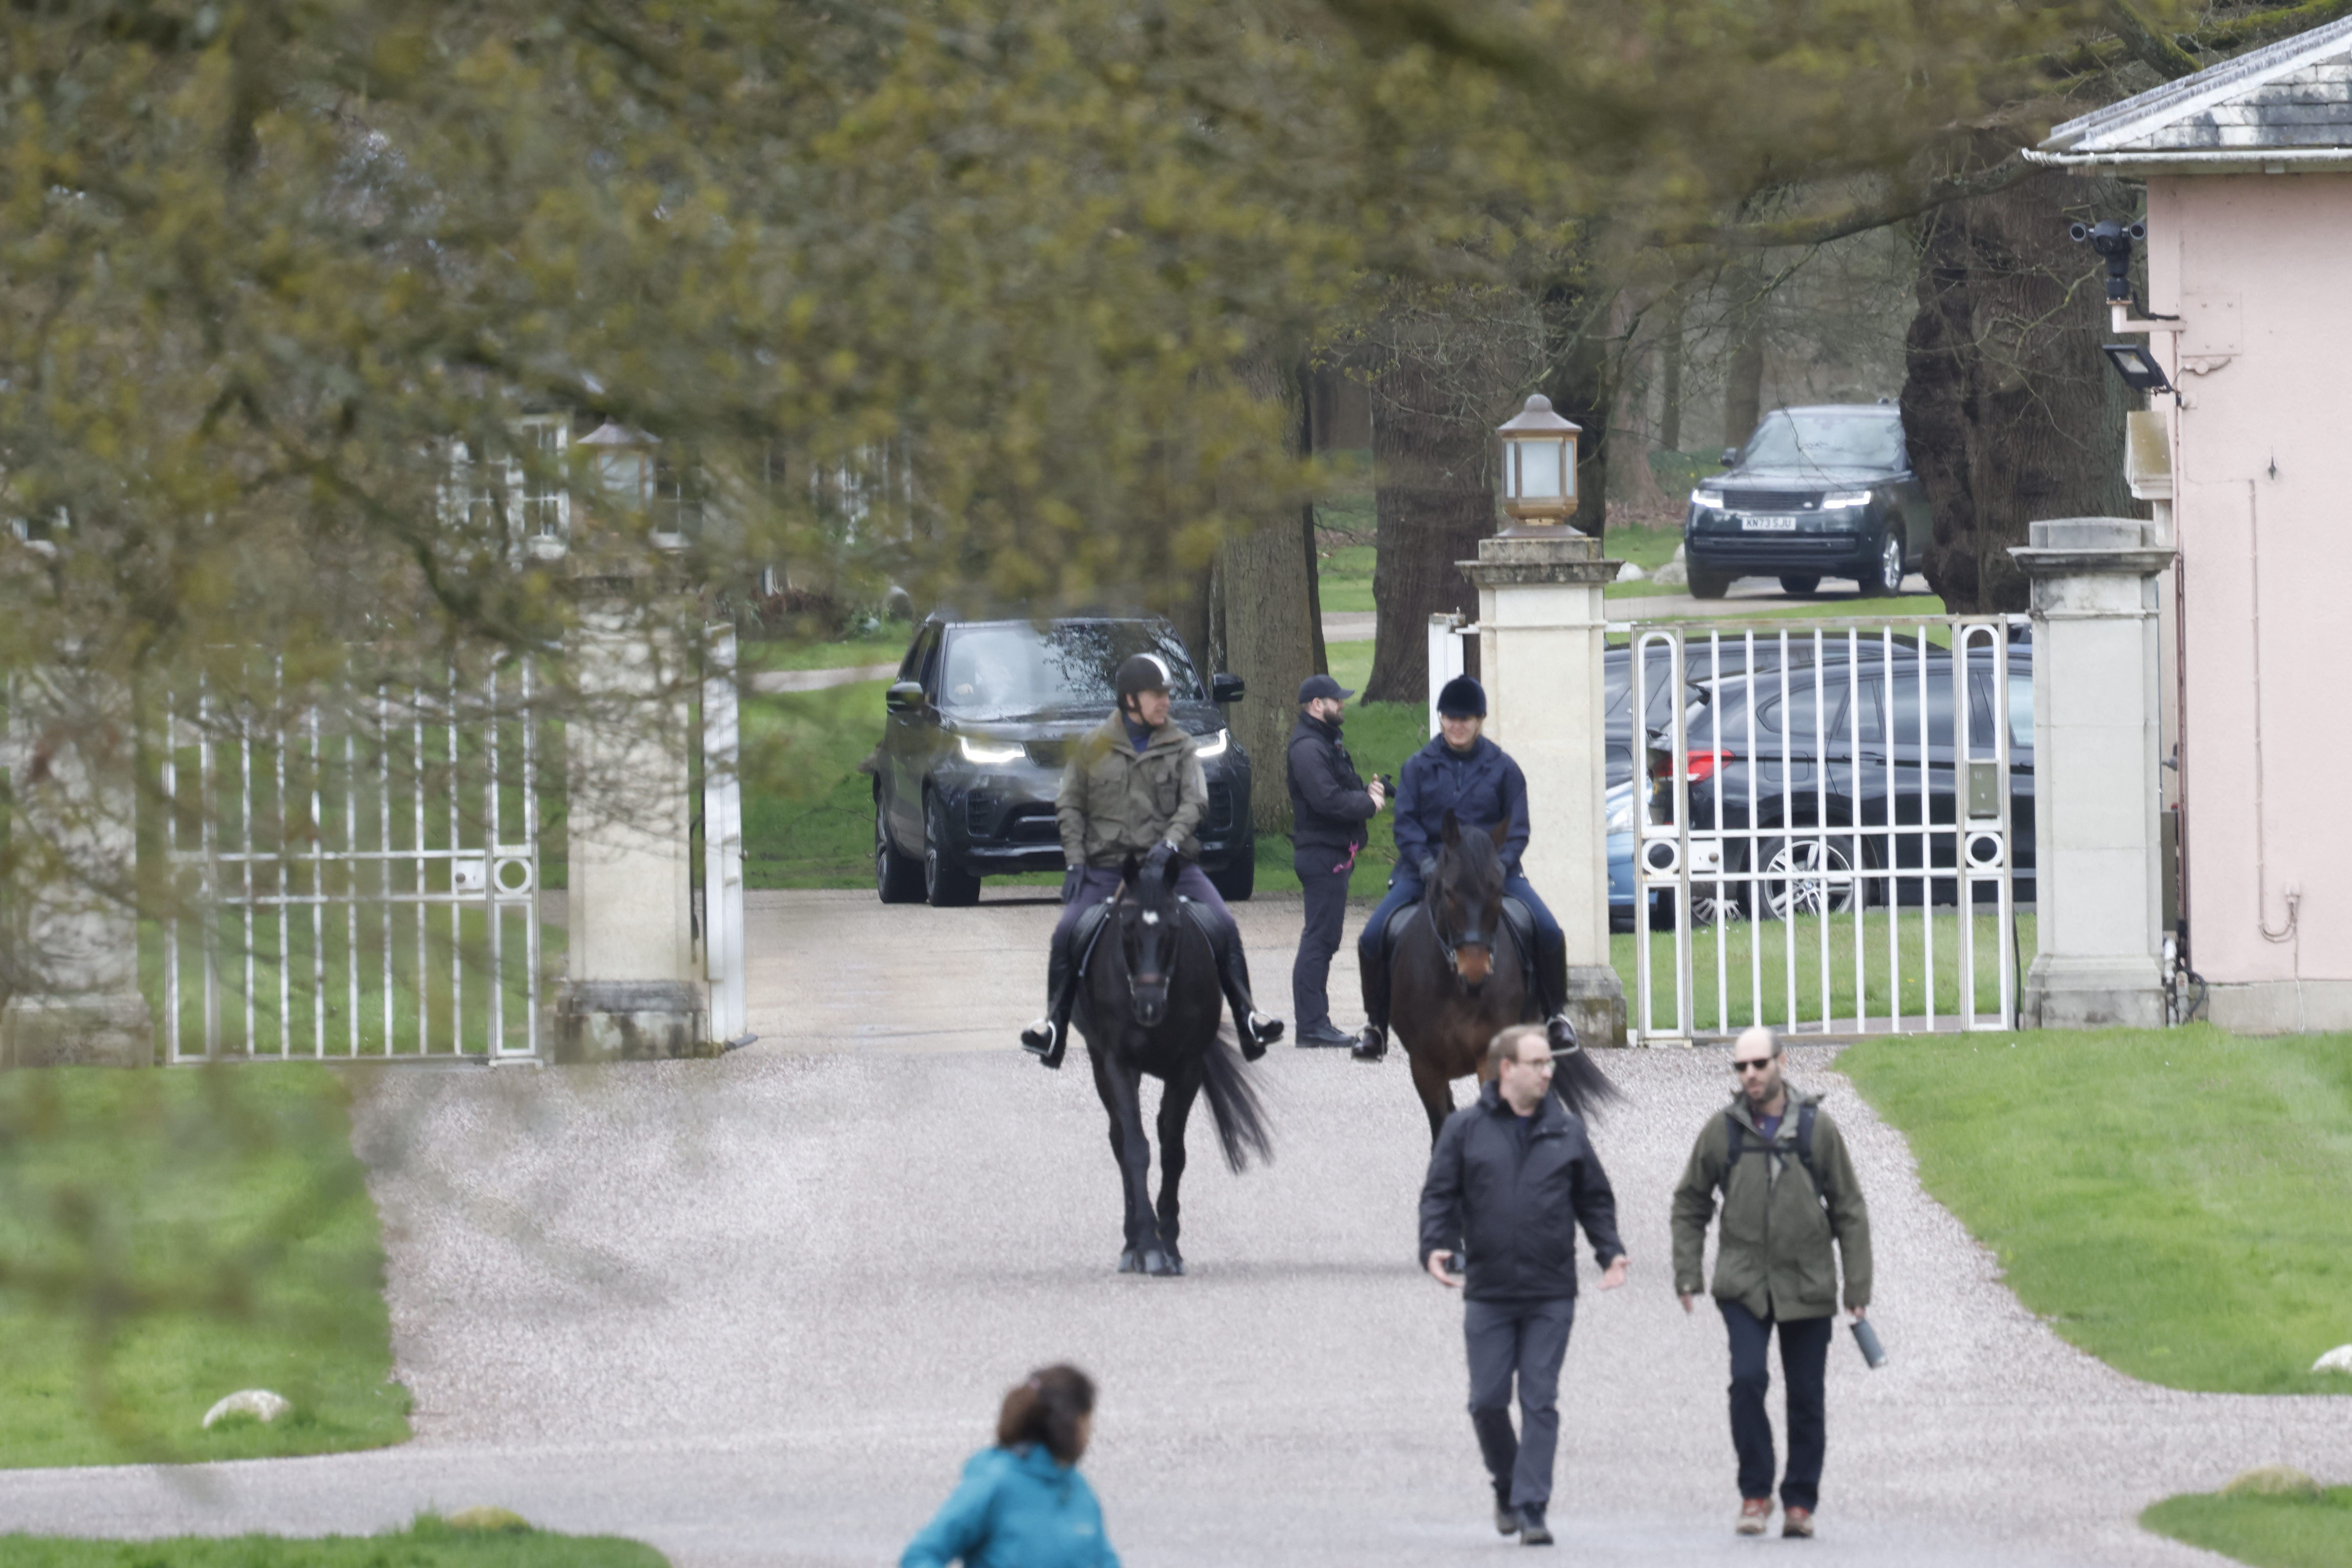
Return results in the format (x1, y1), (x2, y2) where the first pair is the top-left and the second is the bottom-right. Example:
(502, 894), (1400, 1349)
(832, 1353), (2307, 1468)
(2101, 343), (2174, 395)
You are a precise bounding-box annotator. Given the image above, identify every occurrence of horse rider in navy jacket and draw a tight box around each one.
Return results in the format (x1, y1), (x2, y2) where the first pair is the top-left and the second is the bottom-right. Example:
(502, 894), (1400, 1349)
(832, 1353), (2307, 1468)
(1352, 675), (1572, 1062)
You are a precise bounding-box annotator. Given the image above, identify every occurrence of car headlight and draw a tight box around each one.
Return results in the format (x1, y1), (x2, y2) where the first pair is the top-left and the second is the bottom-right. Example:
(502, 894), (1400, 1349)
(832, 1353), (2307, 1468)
(1605, 786), (1636, 835)
(1820, 490), (1873, 510)
(1690, 488), (1725, 511)
(957, 735), (1025, 765)
(1194, 729), (1230, 759)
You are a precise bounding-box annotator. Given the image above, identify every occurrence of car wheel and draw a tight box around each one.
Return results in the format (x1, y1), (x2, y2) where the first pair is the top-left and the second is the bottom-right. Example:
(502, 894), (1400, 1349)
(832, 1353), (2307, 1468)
(1777, 575), (1821, 597)
(1209, 851), (1255, 903)
(923, 791), (983, 907)
(1689, 569), (1733, 601)
(875, 791), (925, 904)
(1756, 832), (1863, 921)
(1862, 532), (1904, 598)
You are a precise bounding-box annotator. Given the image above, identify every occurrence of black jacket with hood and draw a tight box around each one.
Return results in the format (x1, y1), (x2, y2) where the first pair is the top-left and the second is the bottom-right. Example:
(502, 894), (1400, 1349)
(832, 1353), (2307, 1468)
(1418, 1081), (1625, 1302)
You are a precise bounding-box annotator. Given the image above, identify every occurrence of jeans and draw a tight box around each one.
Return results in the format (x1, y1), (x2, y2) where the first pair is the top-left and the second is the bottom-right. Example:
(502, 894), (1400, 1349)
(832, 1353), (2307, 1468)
(1464, 1296), (1576, 1515)
(1051, 862), (1231, 947)
(1721, 1299), (1833, 1511)
(1291, 849), (1352, 1033)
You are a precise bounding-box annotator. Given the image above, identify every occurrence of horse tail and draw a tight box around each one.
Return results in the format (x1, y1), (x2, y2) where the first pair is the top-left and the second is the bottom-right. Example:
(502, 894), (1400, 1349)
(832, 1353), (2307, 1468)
(1199, 1030), (1275, 1174)
(1551, 1040), (1626, 1122)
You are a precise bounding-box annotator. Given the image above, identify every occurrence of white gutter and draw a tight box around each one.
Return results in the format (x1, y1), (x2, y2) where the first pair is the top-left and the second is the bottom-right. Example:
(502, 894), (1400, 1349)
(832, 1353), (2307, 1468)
(2026, 146), (2352, 170)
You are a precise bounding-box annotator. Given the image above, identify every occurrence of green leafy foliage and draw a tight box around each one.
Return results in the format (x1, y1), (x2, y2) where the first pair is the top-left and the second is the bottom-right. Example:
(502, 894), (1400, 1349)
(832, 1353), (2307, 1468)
(0, 1068), (408, 1467)
(1841, 1026), (2352, 1395)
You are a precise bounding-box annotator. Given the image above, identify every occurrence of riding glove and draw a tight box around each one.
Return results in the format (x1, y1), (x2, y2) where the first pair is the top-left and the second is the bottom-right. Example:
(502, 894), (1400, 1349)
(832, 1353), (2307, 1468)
(1060, 867), (1083, 904)
(1145, 840), (1177, 874)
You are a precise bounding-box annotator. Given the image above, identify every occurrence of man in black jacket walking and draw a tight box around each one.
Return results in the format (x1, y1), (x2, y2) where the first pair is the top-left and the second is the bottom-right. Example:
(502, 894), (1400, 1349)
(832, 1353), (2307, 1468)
(1285, 674), (1385, 1047)
(1419, 1025), (1628, 1545)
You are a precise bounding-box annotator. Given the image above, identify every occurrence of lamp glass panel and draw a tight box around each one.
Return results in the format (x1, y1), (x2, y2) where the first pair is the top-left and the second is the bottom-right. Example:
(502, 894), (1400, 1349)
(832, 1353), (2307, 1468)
(1514, 438), (1565, 500)
(597, 450), (648, 500)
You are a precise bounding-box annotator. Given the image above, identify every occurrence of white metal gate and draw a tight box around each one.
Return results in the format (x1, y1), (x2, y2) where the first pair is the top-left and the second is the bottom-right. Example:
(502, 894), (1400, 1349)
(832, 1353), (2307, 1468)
(159, 660), (542, 1063)
(1622, 614), (2032, 1044)
(701, 627), (747, 1045)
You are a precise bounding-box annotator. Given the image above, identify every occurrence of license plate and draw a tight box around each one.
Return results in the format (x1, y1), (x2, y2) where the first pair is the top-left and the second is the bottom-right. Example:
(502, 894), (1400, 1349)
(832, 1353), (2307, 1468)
(1741, 515), (1798, 532)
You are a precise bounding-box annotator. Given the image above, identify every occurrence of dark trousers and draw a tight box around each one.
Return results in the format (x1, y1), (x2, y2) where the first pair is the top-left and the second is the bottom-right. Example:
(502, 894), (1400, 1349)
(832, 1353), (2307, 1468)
(1291, 849), (1352, 1033)
(1050, 863), (1231, 946)
(1464, 1296), (1575, 1515)
(1721, 1299), (1832, 1511)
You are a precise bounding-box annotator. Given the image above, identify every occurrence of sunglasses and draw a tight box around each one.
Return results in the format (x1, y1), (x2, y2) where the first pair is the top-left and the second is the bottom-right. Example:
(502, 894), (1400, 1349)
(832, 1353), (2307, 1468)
(1732, 1058), (1774, 1074)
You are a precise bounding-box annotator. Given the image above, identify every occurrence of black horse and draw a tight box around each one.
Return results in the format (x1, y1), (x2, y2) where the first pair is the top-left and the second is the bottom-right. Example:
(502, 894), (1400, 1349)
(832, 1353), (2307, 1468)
(1075, 852), (1273, 1276)
(1389, 812), (1620, 1144)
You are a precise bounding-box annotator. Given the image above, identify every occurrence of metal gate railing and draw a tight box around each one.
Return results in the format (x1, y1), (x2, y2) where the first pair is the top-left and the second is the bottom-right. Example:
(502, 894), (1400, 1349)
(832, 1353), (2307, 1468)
(1621, 614), (2032, 1044)
(159, 660), (542, 1063)
(701, 628), (747, 1045)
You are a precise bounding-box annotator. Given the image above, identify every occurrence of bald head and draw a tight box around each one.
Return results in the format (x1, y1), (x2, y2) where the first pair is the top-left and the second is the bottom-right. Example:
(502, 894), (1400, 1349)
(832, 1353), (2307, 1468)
(1735, 1025), (1782, 1059)
(1730, 1025), (1787, 1112)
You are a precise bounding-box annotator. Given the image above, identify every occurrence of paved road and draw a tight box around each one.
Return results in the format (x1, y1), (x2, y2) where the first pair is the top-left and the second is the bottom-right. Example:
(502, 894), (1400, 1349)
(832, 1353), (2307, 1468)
(0, 891), (2333, 1565)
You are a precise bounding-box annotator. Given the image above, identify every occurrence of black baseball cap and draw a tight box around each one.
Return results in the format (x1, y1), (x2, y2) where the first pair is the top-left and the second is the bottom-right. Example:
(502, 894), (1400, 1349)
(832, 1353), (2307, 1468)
(1298, 673), (1355, 704)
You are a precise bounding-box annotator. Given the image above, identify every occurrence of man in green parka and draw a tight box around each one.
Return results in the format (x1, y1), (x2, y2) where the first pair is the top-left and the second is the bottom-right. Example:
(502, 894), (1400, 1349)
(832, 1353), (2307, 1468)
(1671, 1025), (1871, 1542)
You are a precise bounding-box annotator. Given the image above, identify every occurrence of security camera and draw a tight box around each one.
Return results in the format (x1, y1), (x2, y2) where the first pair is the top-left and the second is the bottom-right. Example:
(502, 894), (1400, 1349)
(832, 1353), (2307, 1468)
(2069, 219), (2147, 302)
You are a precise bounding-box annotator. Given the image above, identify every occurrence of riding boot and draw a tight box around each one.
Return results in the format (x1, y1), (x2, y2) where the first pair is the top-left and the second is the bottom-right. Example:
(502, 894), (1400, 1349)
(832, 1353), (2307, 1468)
(1020, 926), (1080, 1070)
(1210, 923), (1283, 1060)
(1352, 935), (1390, 1063)
(1535, 928), (1576, 1053)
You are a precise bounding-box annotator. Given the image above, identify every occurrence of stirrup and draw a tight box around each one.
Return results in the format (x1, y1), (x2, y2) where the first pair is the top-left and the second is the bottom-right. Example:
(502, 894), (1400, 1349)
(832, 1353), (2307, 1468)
(1544, 1011), (1581, 1052)
(1020, 1018), (1059, 1062)
(1350, 1024), (1387, 1063)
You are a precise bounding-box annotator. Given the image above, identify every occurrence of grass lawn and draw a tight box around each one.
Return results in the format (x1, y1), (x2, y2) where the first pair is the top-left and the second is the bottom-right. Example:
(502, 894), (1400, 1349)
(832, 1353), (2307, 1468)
(741, 679), (891, 888)
(740, 634), (910, 674)
(0, 1517), (666, 1567)
(1318, 543), (1376, 614)
(0, 1067), (409, 1467)
(1839, 1025), (2352, 1395)
(2143, 1487), (2352, 1568)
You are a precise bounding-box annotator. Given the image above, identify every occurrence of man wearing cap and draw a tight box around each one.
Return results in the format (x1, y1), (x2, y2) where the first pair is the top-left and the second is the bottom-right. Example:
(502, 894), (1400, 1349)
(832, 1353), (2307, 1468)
(1353, 674), (1574, 1063)
(1020, 652), (1283, 1069)
(1286, 673), (1387, 1048)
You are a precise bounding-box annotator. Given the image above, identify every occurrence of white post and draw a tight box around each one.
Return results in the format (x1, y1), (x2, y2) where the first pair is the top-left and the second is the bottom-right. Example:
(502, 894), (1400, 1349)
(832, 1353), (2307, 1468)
(1459, 531), (1627, 1046)
(1426, 613), (1468, 739)
(2010, 518), (2175, 1029)
(551, 604), (707, 1059)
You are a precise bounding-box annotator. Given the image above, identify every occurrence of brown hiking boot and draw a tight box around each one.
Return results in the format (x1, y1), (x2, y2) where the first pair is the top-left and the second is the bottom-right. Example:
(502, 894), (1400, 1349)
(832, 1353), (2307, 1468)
(1782, 1506), (1814, 1539)
(1736, 1498), (1772, 1536)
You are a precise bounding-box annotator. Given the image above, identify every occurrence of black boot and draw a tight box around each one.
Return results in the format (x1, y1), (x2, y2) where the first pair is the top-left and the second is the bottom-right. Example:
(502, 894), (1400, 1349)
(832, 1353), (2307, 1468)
(1352, 935), (1390, 1062)
(1020, 927), (1079, 1069)
(1535, 929), (1575, 1052)
(1209, 923), (1282, 1059)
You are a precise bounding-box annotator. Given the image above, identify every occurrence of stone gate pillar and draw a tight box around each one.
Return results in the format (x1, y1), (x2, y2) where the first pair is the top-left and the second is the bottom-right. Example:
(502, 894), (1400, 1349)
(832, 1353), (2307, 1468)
(550, 603), (706, 1060)
(2011, 518), (2175, 1030)
(1460, 531), (1627, 1047)
(1, 667), (153, 1067)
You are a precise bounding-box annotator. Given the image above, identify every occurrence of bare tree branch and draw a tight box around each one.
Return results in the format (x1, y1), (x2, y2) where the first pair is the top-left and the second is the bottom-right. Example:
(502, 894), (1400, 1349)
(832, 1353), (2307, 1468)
(1703, 153), (2040, 249)
(2104, 0), (2204, 79)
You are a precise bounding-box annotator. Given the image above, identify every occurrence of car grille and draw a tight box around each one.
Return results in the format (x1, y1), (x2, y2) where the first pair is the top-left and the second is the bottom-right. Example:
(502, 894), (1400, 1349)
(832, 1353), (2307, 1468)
(1724, 489), (1819, 512)
(1024, 739), (1070, 768)
(1207, 782), (1235, 833)
(1002, 803), (1060, 845)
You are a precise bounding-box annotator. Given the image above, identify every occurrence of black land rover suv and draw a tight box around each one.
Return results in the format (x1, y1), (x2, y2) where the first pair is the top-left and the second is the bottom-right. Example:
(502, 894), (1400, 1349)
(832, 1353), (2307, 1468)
(868, 615), (1255, 907)
(1684, 405), (1931, 600)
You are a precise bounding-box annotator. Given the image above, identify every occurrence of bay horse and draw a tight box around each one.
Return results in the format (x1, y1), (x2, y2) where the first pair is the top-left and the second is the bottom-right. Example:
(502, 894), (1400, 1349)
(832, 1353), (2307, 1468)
(1075, 852), (1273, 1276)
(1389, 812), (1621, 1144)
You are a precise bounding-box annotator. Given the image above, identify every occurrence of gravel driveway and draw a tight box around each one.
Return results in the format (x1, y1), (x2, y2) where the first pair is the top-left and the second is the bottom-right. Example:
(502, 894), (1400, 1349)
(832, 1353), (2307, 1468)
(0, 889), (2334, 1565)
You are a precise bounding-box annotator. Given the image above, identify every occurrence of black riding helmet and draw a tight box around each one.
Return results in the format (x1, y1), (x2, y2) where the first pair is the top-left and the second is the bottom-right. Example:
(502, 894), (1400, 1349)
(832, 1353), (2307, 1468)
(1114, 653), (1173, 716)
(1435, 674), (1487, 718)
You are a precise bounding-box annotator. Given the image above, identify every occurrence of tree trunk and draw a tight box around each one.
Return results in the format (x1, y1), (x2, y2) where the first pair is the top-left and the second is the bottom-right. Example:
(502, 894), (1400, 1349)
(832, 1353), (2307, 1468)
(1721, 252), (1767, 453)
(1657, 292), (1686, 453)
(1900, 158), (2138, 613)
(1365, 346), (1495, 705)
(1537, 282), (1613, 539)
(1219, 358), (1320, 835)
(1301, 366), (1329, 677)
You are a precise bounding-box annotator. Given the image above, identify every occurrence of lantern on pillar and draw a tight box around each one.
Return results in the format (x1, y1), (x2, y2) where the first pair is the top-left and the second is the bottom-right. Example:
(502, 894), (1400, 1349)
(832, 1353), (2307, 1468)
(1496, 394), (1581, 530)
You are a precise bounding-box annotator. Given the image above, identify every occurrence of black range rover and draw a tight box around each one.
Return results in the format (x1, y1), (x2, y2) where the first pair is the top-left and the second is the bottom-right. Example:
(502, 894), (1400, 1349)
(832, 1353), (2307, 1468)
(1684, 405), (1931, 600)
(868, 615), (1255, 907)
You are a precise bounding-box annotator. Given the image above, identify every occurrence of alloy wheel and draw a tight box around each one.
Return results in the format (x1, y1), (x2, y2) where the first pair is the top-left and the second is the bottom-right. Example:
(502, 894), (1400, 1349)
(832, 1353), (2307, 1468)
(1759, 835), (1859, 921)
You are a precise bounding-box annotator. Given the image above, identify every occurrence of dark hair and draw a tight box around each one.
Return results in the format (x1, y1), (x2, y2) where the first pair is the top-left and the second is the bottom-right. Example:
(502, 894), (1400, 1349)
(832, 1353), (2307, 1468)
(997, 1364), (1096, 1464)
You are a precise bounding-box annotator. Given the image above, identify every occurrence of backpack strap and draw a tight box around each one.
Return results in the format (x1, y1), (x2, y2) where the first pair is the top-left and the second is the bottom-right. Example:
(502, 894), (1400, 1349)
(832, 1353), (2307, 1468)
(1720, 1102), (1832, 1215)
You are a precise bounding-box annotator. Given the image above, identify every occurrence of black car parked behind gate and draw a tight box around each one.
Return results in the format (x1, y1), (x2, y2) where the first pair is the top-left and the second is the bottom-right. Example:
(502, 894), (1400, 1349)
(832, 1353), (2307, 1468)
(1685, 404), (1931, 601)
(867, 615), (1255, 907)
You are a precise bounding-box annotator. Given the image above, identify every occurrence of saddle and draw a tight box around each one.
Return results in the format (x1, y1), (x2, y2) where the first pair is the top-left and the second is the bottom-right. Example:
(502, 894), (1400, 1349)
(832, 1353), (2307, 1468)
(1381, 895), (1538, 998)
(1069, 894), (1217, 981)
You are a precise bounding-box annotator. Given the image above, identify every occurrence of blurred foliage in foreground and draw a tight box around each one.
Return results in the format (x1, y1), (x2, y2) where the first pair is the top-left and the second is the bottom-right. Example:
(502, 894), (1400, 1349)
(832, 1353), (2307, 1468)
(0, 1067), (407, 1466)
(0, 1517), (667, 1567)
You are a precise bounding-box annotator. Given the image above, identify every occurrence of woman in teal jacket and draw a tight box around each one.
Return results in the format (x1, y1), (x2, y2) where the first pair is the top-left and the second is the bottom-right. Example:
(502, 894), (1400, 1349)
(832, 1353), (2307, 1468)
(902, 1364), (1120, 1568)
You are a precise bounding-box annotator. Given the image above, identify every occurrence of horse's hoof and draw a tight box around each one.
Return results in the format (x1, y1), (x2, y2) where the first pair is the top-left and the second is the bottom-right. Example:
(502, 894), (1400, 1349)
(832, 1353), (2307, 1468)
(1162, 1253), (1185, 1276)
(1119, 1249), (1142, 1274)
(1142, 1249), (1179, 1277)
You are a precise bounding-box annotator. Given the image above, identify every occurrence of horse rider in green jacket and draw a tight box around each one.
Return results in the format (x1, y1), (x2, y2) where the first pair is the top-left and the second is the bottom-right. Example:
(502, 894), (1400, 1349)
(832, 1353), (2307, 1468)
(1020, 654), (1282, 1069)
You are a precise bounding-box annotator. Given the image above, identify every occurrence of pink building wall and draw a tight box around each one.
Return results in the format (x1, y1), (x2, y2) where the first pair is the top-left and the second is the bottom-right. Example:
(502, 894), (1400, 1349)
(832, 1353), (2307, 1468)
(2148, 174), (2352, 1028)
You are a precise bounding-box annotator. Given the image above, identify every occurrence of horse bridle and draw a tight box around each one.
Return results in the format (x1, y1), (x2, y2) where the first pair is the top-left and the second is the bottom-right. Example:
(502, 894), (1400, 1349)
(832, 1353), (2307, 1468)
(1425, 879), (1493, 979)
